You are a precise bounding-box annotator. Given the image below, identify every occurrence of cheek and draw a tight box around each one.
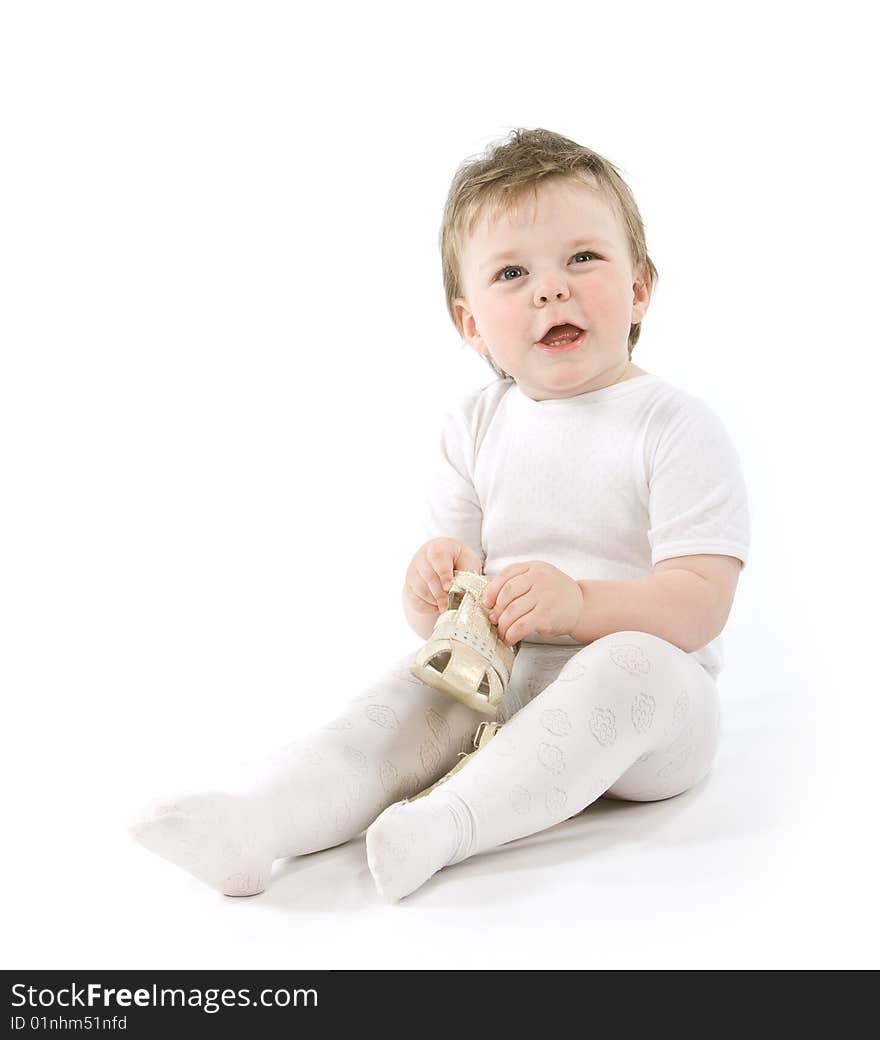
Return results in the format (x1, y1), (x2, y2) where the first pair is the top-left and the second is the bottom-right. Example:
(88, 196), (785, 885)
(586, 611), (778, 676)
(482, 295), (521, 335)
(577, 280), (635, 334)
(576, 279), (615, 314)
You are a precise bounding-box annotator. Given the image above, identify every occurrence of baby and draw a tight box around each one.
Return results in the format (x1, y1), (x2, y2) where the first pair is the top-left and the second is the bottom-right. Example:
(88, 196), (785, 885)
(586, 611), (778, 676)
(131, 127), (749, 902)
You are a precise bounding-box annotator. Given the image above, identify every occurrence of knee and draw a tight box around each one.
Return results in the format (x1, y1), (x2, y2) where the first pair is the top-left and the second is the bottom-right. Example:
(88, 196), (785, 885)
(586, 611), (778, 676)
(589, 631), (671, 657)
(555, 633), (684, 728)
(590, 631), (654, 644)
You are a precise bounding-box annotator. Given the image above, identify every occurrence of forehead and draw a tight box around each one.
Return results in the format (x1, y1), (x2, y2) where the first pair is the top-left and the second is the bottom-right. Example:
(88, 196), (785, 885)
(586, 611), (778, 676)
(465, 178), (623, 256)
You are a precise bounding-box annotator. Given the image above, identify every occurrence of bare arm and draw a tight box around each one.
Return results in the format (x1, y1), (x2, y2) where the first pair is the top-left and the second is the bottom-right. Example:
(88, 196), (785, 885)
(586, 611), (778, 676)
(569, 554), (743, 653)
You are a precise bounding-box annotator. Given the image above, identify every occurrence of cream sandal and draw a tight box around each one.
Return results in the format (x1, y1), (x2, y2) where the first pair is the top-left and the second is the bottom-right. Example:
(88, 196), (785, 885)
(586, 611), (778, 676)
(409, 569), (519, 717)
(406, 720), (502, 802)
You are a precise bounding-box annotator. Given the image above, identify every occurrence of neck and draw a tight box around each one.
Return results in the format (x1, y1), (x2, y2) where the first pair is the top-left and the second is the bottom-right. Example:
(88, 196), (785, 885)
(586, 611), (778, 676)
(525, 360), (648, 402)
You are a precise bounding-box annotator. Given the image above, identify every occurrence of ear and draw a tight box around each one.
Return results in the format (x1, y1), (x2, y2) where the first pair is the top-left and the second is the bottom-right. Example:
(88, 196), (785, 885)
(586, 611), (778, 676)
(453, 297), (491, 358)
(630, 270), (652, 325)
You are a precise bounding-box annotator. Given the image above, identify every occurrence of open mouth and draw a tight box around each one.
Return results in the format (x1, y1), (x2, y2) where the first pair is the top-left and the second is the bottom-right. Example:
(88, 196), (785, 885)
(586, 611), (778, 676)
(538, 323), (586, 351)
(538, 323), (584, 347)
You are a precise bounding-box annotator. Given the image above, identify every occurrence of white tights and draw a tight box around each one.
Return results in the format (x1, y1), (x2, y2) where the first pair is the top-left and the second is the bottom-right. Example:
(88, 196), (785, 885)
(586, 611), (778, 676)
(131, 631), (720, 900)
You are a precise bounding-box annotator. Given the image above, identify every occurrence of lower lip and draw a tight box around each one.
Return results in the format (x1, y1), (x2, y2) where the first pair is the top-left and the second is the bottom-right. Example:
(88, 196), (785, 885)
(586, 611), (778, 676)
(538, 330), (586, 353)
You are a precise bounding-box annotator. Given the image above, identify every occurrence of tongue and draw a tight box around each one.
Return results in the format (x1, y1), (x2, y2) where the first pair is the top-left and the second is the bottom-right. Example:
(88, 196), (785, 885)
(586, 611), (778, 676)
(541, 323), (582, 343)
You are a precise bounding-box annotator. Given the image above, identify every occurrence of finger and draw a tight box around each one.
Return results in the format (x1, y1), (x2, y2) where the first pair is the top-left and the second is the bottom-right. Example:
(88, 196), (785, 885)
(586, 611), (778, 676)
(503, 610), (533, 646)
(501, 602), (537, 645)
(406, 584), (440, 612)
(454, 543), (484, 575)
(489, 572), (534, 616)
(483, 563), (531, 609)
(414, 559), (447, 610)
(493, 594), (534, 644)
(432, 568), (454, 610)
(425, 544), (456, 591)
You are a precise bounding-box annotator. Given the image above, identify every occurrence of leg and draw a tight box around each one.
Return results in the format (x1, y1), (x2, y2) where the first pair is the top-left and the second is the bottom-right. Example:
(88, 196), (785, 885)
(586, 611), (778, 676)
(366, 632), (720, 900)
(130, 651), (484, 895)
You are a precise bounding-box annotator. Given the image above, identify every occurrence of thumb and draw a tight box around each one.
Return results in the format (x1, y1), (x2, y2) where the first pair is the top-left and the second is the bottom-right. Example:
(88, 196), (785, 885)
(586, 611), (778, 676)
(454, 544), (483, 575)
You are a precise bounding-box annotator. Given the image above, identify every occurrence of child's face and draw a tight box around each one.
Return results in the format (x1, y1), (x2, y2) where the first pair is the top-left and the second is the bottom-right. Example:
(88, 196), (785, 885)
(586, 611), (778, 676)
(453, 177), (651, 400)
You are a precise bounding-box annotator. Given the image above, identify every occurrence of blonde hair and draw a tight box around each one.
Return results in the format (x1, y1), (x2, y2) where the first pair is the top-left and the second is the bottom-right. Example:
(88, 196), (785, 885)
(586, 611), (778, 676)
(440, 127), (659, 380)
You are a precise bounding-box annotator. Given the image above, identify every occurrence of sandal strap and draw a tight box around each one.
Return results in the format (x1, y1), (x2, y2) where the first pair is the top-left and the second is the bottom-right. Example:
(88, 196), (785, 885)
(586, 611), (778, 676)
(430, 612), (516, 688)
(409, 568), (519, 714)
(431, 611), (493, 658)
(449, 570), (490, 599)
(446, 569), (518, 684)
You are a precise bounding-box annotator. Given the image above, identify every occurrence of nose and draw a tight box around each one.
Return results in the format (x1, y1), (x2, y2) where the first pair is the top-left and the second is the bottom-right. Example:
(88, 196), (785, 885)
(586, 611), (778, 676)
(533, 280), (570, 306)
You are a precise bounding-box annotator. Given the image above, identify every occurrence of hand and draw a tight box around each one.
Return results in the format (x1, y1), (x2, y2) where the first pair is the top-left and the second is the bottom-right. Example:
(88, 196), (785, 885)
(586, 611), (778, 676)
(404, 538), (484, 615)
(481, 561), (583, 645)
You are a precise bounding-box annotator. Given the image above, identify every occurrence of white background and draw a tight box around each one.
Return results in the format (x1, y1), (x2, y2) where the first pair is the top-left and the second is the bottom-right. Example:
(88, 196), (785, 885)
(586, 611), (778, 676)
(2, 0), (877, 969)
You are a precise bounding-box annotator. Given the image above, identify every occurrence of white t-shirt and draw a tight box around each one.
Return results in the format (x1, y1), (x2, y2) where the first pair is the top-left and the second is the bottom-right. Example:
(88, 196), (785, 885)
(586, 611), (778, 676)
(421, 373), (750, 679)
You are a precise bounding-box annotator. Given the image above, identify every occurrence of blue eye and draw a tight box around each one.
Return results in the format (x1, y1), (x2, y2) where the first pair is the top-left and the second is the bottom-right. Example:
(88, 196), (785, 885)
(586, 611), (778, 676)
(496, 252), (598, 282)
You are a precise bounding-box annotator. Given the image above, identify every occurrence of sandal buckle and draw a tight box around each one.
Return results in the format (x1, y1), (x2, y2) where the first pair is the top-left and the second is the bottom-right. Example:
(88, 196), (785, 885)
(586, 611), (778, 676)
(473, 719), (500, 750)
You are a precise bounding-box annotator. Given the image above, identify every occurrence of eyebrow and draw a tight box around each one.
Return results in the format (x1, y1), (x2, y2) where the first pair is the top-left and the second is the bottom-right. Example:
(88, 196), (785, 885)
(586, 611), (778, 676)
(480, 236), (615, 270)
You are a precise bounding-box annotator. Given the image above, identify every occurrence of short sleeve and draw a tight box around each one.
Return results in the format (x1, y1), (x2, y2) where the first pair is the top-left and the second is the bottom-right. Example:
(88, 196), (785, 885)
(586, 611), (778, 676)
(421, 399), (484, 561)
(647, 397), (750, 568)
